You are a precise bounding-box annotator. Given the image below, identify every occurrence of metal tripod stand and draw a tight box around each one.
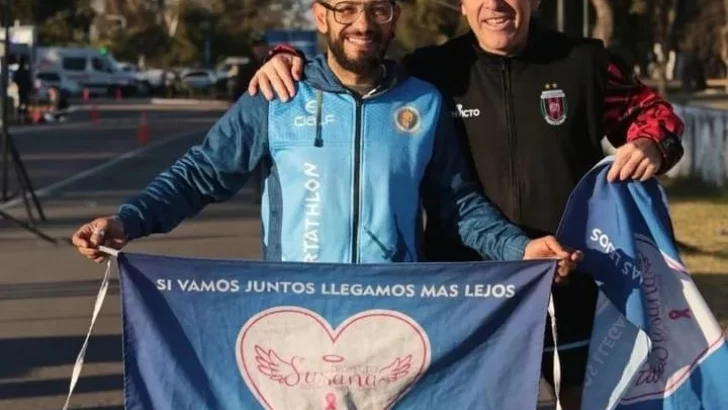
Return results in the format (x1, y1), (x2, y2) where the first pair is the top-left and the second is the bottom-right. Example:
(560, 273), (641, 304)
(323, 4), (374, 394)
(0, 1), (58, 245)
(0, 132), (57, 243)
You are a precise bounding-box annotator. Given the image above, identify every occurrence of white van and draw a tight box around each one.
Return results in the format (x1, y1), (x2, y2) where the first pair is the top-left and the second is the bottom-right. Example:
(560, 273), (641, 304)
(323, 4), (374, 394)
(33, 47), (137, 96)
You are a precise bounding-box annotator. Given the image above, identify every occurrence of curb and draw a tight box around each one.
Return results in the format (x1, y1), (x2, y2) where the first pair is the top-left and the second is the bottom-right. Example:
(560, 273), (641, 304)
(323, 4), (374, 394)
(150, 98), (230, 107)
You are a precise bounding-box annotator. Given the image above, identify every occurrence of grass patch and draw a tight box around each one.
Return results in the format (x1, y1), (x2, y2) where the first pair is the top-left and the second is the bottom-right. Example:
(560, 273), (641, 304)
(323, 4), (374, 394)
(660, 176), (728, 203)
(662, 176), (728, 328)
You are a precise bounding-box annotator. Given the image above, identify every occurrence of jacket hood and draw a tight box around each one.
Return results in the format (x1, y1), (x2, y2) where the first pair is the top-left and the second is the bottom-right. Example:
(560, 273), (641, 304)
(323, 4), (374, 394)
(303, 53), (408, 94)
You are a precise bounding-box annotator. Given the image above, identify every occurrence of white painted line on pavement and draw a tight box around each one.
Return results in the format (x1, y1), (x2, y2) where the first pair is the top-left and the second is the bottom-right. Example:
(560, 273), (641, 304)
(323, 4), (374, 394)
(0, 127), (207, 211)
(151, 98), (230, 107)
(11, 110), (212, 135)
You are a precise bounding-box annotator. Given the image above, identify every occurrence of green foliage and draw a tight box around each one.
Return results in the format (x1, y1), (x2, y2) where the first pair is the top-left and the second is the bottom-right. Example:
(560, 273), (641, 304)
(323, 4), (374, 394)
(629, 0), (649, 14)
(677, 0), (726, 76)
(0, 0), (94, 45)
(4, 0), (308, 67)
(207, 0), (302, 65)
(389, 0), (467, 58)
(5, 0), (728, 76)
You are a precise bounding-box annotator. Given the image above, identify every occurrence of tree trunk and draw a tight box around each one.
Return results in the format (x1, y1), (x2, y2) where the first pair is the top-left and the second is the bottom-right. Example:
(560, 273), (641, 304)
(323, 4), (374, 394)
(590, 0), (613, 47)
(652, 1), (678, 96)
(656, 58), (669, 97)
(722, 1), (728, 86)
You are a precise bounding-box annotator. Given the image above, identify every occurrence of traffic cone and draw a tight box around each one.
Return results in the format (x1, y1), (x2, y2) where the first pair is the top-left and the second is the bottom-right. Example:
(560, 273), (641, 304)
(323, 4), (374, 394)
(30, 107), (42, 124)
(137, 112), (149, 144)
(90, 104), (99, 123)
(82, 88), (90, 102)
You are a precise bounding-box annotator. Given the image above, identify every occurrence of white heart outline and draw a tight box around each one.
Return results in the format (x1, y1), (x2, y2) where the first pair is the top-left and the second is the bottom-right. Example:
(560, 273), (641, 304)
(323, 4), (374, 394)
(235, 306), (432, 410)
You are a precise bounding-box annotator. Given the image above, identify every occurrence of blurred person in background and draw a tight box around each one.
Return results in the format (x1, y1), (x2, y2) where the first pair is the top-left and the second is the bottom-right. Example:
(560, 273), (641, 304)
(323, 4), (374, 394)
(12, 56), (32, 123)
(44, 87), (70, 123)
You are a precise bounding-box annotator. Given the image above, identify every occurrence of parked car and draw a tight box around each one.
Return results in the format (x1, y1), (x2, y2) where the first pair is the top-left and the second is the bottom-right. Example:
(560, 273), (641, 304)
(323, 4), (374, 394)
(179, 69), (217, 94)
(35, 47), (138, 97)
(35, 71), (83, 97)
(114, 62), (160, 96)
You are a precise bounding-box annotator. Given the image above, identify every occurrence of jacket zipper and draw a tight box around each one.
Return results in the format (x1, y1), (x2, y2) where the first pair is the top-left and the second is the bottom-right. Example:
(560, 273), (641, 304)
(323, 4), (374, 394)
(349, 74), (390, 263)
(501, 60), (521, 221)
(351, 97), (363, 263)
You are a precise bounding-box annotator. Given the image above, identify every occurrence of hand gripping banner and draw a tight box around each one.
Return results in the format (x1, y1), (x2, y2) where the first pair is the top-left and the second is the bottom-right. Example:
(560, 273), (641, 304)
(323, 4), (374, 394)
(557, 157), (728, 410)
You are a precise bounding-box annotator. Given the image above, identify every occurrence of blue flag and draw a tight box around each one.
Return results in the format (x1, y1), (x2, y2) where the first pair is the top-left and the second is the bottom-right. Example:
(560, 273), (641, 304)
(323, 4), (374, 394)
(557, 157), (728, 410)
(118, 255), (556, 409)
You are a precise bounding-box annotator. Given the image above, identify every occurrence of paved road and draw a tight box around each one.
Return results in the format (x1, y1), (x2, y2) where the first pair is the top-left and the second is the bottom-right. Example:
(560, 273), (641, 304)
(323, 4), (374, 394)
(3, 103), (223, 199)
(0, 102), (254, 410)
(0, 101), (556, 410)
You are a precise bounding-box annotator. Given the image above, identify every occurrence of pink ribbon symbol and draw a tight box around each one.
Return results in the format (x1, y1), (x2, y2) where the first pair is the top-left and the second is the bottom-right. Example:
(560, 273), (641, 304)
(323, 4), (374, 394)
(324, 393), (337, 410)
(669, 309), (691, 320)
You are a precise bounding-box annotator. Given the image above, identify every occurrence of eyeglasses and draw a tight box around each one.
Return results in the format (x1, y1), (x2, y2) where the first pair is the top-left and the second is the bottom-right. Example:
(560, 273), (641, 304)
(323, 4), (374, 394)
(317, 1), (396, 25)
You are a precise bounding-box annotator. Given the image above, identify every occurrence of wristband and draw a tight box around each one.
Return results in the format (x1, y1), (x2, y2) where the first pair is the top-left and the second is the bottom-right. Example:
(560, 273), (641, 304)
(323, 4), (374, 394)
(266, 44), (307, 63)
(653, 133), (684, 174)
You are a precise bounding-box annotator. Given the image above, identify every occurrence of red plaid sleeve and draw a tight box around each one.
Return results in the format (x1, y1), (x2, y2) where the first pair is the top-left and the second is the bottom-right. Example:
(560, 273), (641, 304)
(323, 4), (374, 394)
(603, 57), (685, 173)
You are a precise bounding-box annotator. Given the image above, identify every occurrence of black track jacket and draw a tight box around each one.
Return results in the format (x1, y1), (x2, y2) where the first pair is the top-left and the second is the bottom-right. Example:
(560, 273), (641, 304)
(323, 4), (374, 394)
(400, 21), (685, 261)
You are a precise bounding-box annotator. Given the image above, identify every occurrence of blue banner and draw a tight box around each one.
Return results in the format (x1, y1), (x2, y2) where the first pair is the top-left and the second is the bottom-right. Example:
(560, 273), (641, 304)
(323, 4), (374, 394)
(118, 256), (556, 409)
(557, 157), (728, 410)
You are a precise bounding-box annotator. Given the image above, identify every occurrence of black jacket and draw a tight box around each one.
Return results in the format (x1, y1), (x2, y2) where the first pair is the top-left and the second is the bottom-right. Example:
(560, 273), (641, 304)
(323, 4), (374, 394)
(402, 21), (685, 261)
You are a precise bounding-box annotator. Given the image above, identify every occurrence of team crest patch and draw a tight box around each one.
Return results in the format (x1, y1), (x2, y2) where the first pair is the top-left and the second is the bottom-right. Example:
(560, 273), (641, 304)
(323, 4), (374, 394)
(540, 83), (567, 126)
(394, 106), (420, 133)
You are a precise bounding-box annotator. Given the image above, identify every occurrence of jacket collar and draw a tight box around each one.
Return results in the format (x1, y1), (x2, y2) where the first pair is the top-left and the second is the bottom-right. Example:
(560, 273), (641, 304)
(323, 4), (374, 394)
(303, 53), (408, 96)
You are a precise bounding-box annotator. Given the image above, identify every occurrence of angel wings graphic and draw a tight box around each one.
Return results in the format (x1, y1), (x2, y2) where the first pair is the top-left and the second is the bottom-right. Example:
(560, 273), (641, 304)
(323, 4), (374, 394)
(254, 345), (303, 387)
(377, 354), (413, 383)
(254, 345), (414, 386)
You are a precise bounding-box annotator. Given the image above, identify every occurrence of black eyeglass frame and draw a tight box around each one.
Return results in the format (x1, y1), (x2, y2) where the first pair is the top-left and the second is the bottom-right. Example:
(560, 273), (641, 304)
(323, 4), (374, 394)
(316, 1), (397, 25)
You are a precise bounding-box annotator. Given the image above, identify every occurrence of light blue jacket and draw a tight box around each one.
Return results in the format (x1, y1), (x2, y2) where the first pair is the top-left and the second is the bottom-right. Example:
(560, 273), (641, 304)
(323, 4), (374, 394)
(117, 55), (530, 263)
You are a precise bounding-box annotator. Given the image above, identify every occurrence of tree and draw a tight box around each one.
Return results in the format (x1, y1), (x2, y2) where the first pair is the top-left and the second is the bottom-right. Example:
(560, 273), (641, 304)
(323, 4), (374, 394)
(676, 0), (723, 78)
(93, 0), (172, 65)
(590, 0), (614, 47)
(391, 0), (466, 58)
(204, 0), (309, 64)
(630, 0), (680, 95)
(720, 0), (728, 80)
(0, 0), (37, 25)
(38, 2), (95, 46)
(0, 0), (95, 46)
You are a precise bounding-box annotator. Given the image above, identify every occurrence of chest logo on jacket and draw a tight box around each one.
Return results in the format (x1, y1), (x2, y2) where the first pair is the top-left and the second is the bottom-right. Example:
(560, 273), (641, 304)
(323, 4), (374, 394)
(452, 104), (480, 119)
(295, 99), (335, 128)
(540, 83), (567, 126)
(394, 106), (420, 133)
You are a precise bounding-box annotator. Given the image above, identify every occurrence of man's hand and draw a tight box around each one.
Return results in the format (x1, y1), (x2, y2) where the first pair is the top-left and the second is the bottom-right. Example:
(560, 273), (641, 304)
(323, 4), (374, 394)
(248, 53), (305, 102)
(71, 216), (128, 263)
(607, 138), (663, 182)
(523, 236), (584, 283)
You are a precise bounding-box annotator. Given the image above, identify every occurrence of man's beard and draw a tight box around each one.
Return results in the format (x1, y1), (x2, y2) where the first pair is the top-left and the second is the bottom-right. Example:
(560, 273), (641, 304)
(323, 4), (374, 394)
(328, 30), (389, 76)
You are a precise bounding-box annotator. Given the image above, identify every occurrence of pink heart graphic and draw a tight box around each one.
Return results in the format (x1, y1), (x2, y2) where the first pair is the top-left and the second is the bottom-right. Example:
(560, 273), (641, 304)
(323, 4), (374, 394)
(235, 307), (431, 410)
